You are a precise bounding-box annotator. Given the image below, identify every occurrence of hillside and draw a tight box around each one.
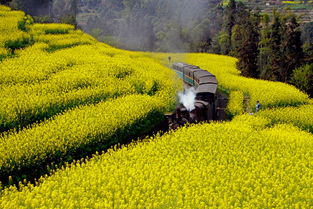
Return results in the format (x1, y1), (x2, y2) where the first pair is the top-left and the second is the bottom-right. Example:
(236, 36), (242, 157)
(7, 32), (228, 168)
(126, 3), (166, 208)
(224, 0), (313, 22)
(1, 5), (313, 208)
(77, 0), (313, 31)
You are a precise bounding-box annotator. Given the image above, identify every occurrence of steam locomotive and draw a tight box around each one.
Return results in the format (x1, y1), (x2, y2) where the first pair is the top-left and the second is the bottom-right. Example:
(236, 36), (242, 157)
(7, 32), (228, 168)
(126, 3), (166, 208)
(167, 62), (218, 129)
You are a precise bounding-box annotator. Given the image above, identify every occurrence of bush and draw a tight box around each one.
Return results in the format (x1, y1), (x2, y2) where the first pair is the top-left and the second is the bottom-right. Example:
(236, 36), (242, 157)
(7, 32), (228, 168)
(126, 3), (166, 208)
(4, 35), (34, 51)
(17, 15), (33, 31)
(291, 63), (313, 97)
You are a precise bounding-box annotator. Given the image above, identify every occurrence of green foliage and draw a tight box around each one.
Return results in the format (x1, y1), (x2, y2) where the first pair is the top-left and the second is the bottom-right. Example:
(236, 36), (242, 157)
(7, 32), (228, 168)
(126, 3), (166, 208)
(258, 14), (272, 80)
(45, 28), (70, 34)
(291, 63), (313, 97)
(217, 32), (231, 55)
(303, 43), (313, 63)
(224, 0), (236, 38)
(230, 24), (242, 57)
(281, 16), (303, 82)
(17, 15), (33, 31)
(236, 12), (260, 78)
(4, 36), (34, 51)
(268, 13), (283, 81)
(219, 3), (305, 83)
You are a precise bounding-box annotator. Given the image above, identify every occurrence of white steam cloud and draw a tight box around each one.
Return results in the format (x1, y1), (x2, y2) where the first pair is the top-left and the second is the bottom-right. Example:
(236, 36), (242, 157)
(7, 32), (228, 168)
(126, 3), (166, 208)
(178, 87), (196, 112)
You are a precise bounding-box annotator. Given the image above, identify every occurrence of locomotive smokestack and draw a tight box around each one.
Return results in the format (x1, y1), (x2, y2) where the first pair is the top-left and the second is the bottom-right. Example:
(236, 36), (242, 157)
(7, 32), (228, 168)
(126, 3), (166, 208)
(178, 87), (196, 112)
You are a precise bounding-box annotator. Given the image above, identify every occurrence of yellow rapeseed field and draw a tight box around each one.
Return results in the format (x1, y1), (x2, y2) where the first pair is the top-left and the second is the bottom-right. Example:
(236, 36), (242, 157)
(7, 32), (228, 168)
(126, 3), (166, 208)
(187, 53), (309, 109)
(0, 10), (181, 131)
(0, 5), (181, 184)
(0, 47), (8, 56)
(257, 104), (313, 133)
(33, 31), (97, 51)
(0, 95), (168, 181)
(31, 23), (74, 34)
(1, 116), (313, 208)
(0, 42), (180, 131)
(0, 5), (10, 11)
(0, 9), (28, 48)
(225, 90), (244, 116)
(1, 5), (313, 209)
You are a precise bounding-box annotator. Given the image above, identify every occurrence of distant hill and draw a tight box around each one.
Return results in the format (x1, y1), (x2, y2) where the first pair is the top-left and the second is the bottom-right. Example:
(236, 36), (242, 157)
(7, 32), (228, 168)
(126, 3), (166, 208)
(223, 0), (313, 22)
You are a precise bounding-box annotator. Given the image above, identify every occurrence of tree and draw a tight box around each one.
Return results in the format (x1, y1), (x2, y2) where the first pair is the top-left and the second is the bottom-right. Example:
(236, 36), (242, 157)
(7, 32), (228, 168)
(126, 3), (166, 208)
(217, 32), (231, 55)
(224, 0), (236, 37)
(268, 12), (283, 81)
(230, 24), (242, 57)
(302, 22), (313, 64)
(222, 0), (236, 55)
(258, 14), (275, 80)
(235, 2), (249, 25)
(303, 43), (313, 64)
(236, 13), (260, 78)
(281, 16), (303, 82)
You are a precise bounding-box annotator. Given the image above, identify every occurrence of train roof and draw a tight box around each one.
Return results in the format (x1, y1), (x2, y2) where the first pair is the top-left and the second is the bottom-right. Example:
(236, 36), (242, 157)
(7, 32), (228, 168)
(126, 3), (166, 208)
(184, 64), (199, 69)
(184, 68), (202, 74)
(172, 62), (188, 68)
(198, 76), (218, 85)
(196, 83), (217, 94)
(194, 70), (213, 77)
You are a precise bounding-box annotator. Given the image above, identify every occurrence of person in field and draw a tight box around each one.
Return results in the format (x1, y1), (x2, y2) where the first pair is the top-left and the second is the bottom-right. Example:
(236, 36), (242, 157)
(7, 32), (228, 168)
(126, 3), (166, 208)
(256, 101), (261, 112)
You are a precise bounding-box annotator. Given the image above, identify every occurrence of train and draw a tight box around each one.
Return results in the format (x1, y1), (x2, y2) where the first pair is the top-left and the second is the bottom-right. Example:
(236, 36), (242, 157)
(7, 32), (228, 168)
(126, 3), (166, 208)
(167, 62), (219, 129)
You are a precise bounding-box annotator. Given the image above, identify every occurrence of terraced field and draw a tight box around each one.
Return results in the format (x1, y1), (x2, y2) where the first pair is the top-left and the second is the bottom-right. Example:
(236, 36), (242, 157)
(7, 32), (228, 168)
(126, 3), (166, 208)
(1, 5), (313, 208)
(0, 5), (181, 184)
(224, 0), (313, 22)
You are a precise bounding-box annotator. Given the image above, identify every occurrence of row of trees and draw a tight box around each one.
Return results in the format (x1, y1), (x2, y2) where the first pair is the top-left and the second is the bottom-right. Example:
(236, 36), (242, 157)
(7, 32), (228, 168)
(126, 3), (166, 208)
(214, 0), (312, 96)
(216, 0), (302, 81)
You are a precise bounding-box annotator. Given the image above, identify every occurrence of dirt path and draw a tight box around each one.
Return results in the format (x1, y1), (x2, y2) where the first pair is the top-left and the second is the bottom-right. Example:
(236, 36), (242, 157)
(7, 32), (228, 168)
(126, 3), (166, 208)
(244, 95), (251, 113)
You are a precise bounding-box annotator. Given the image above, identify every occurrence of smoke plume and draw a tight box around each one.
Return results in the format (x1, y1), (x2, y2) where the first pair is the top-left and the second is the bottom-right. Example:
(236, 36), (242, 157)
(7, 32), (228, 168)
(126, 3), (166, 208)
(178, 87), (196, 112)
(78, 0), (222, 52)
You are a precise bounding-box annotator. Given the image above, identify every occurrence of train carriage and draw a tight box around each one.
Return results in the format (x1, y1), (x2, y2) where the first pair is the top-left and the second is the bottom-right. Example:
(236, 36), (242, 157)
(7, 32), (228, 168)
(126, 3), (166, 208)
(168, 62), (218, 129)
